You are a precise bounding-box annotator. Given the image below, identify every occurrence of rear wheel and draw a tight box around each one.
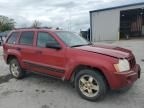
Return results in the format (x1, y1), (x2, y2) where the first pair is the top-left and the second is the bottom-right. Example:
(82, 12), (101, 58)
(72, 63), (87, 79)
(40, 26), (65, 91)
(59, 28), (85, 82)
(9, 59), (25, 79)
(75, 69), (107, 101)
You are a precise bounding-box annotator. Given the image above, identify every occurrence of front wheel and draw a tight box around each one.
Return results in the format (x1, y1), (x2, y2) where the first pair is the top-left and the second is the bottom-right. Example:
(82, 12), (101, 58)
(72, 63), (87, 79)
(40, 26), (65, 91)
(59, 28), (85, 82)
(75, 69), (107, 101)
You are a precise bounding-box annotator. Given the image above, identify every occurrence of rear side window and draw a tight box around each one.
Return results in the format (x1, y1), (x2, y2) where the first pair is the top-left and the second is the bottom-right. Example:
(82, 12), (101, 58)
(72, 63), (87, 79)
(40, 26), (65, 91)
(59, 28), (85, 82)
(37, 32), (59, 48)
(7, 32), (18, 44)
(19, 31), (34, 45)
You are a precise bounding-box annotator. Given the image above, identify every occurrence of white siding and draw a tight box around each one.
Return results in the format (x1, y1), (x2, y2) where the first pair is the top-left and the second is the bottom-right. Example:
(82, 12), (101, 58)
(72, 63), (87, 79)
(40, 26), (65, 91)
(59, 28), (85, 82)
(91, 4), (144, 42)
(91, 10), (119, 42)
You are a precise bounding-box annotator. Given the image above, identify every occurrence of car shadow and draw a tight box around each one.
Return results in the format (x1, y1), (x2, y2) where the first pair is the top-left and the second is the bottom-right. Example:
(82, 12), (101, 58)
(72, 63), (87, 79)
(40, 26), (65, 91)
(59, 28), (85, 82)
(22, 72), (134, 102)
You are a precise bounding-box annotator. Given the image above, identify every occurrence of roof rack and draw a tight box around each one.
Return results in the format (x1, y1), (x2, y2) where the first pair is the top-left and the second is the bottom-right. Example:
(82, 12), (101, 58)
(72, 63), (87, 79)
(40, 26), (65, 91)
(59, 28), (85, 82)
(14, 27), (53, 30)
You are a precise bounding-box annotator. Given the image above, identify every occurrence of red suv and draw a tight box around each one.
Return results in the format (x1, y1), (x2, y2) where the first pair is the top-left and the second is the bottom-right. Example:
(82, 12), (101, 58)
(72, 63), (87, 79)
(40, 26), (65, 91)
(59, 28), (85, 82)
(3, 28), (141, 101)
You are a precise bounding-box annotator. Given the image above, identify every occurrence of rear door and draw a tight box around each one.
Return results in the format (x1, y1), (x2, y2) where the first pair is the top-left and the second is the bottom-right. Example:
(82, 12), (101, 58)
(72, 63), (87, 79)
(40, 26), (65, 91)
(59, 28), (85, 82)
(17, 31), (36, 69)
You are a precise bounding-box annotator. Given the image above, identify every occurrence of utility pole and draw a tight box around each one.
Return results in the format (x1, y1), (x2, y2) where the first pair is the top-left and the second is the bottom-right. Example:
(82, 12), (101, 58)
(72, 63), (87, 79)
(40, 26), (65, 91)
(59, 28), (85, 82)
(68, 9), (71, 31)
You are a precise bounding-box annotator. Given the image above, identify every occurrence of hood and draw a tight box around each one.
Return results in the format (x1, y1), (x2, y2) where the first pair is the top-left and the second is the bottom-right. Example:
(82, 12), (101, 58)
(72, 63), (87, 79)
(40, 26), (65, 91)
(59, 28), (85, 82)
(75, 44), (131, 59)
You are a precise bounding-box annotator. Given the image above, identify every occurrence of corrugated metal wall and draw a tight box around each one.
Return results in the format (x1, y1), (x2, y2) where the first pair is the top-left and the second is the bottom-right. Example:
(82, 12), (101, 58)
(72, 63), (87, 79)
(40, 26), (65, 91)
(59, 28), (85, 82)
(91, 10), (120, 42)
(90, 4), (144, 42)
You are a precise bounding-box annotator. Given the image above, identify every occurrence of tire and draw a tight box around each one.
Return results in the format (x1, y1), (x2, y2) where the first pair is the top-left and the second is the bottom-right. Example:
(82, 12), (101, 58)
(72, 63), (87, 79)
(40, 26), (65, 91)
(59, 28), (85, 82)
(9, 59), (25, 79)
(75, 69), (107, 101)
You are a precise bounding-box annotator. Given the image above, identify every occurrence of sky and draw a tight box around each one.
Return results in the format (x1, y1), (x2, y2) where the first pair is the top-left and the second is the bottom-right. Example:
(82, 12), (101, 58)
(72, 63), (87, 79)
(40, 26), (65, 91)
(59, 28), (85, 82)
(0, 0), (143, 32)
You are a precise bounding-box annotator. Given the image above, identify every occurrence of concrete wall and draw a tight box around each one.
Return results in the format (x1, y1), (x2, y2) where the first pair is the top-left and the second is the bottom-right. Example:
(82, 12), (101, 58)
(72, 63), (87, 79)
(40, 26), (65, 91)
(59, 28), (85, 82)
(90, 4), (144, 42)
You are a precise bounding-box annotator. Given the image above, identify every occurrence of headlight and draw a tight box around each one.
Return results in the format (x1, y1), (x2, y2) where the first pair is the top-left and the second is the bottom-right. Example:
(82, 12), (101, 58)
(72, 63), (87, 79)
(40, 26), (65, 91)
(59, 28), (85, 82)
(114, 59), (130, 72)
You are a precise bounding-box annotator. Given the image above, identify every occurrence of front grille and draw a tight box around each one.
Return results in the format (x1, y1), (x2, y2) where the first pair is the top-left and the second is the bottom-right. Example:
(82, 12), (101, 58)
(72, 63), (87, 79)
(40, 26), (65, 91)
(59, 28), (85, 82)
(129, 57), (136, 69)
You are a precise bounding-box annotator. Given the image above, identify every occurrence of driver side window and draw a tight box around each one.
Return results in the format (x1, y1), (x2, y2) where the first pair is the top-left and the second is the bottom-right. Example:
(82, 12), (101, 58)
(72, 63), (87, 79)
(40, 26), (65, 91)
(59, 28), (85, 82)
(37, 32), (59, 48)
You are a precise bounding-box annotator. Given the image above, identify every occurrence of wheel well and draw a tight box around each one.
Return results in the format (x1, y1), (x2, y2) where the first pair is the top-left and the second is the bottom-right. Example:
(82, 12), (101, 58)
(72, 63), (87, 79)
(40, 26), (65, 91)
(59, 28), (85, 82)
(7, 55), (17, 64)
(71, 65), (110, 89)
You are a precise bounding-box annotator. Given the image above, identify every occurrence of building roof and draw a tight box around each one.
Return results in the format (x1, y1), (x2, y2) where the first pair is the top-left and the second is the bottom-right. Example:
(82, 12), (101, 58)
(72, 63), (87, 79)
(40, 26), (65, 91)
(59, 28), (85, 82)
(90, 2), (144, 13)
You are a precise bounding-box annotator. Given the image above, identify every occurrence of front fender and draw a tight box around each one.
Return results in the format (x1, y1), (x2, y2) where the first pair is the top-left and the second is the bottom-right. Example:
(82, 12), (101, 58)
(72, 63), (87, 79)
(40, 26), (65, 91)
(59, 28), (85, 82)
(65, 55), (117, 88)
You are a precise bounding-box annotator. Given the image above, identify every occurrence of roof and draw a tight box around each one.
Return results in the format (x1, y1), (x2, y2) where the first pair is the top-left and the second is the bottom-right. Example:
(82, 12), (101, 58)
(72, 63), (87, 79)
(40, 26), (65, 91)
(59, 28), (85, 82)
(90, 2), (144, 13)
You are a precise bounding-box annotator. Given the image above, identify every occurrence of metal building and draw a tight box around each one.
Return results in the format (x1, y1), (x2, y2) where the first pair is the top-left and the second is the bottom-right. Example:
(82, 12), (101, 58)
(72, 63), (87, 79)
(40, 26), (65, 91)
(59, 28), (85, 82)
(90, 2), (144, 42)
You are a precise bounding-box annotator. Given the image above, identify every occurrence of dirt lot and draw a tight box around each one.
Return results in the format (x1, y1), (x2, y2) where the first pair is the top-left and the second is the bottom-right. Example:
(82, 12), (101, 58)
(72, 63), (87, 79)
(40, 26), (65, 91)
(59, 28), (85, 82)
(0, 40), (144, 108)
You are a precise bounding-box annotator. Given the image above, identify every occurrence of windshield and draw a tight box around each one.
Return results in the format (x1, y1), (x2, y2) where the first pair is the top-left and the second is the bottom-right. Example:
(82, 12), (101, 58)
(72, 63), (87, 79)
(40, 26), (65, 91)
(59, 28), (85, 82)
(55, 31), (90, 47)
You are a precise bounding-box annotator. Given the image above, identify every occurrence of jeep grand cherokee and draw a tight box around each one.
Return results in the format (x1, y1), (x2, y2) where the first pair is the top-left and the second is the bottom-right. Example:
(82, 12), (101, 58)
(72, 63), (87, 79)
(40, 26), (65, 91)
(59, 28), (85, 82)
(3, 28), (141, 101)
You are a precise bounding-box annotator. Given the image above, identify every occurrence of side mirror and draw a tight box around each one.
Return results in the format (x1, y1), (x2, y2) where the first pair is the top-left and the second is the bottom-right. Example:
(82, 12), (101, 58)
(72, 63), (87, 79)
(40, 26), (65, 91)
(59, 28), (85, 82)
(46, 43), (61, 50)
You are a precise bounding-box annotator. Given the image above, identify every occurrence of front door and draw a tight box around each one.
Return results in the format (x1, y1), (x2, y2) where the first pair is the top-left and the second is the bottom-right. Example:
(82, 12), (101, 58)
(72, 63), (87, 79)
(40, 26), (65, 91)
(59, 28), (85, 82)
(30, 31), (66, 78)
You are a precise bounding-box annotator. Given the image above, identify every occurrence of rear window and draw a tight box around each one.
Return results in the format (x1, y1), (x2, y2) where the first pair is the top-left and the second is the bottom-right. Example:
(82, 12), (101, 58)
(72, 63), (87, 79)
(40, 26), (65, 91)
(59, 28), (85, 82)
(19, 31), (34, 45)
(7, 32), (18, 44)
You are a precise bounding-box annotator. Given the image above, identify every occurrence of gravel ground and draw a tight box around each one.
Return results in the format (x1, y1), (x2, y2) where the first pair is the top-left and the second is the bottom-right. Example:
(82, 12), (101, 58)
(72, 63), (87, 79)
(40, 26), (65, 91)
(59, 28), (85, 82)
(0, 40), (144, 108)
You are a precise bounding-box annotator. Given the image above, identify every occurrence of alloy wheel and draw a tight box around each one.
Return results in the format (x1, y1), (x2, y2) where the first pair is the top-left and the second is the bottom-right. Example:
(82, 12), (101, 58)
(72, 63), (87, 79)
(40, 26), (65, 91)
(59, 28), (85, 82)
(79, 75), (100, 98)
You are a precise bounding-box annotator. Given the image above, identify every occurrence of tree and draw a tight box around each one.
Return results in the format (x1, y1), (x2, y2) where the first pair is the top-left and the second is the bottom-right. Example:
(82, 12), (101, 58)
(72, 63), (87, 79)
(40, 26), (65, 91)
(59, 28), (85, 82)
(31, 20), (41, 28)
(0, 15), (15, 32)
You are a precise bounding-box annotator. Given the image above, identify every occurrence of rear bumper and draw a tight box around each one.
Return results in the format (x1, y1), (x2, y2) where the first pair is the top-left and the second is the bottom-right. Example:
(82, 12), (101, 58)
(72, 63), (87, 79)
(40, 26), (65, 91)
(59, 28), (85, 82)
(110, 64), (141, 90)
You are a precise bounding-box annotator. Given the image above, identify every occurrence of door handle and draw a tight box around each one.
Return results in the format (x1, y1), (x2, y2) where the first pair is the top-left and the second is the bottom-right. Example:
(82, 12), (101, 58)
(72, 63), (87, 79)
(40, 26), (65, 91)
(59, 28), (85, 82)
(35, 50), (42, 54)
(16, 47), (21, 51)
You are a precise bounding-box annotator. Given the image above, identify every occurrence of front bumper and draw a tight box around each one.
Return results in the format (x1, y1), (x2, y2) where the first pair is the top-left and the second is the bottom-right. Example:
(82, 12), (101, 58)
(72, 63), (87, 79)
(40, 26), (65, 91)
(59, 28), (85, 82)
(111, 64), (141, 90)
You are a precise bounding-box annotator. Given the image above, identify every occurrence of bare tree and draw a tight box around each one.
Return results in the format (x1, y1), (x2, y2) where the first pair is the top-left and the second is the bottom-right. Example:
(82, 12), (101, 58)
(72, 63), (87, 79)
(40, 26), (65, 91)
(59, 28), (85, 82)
(31, 20), (41, 28)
